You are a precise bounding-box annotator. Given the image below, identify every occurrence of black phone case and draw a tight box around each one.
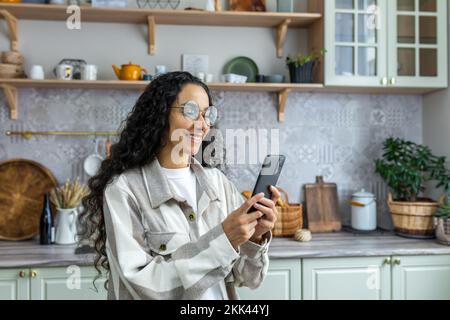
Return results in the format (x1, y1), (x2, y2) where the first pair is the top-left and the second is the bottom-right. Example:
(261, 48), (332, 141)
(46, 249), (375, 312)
(248, 155), (285, 213)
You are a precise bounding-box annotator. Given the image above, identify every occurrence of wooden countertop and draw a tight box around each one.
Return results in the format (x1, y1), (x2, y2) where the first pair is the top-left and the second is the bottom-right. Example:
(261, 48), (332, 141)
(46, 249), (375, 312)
(1, 231), (450, 268)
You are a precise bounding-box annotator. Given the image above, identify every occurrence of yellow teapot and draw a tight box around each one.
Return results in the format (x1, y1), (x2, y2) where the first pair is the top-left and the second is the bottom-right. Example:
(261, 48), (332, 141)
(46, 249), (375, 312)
(112, 61), (147, 81)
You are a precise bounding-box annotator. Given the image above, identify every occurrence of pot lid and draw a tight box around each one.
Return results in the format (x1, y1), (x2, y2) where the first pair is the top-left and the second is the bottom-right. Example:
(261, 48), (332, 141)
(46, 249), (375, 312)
(352, 188), (375, 198)
(123, 61), (139, 67)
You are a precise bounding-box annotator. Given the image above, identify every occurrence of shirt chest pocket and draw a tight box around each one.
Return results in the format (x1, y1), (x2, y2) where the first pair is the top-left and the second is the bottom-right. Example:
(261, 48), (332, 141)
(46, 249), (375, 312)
(145, 231), (190, 256)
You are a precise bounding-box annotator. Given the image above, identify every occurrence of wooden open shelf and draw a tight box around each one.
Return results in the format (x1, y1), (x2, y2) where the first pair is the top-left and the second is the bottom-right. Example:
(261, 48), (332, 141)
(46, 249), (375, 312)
(0, 79), (322, 90)
(0, 78), (324, 122)
(1, 78), (440, 123)
(0, 3), (321, 57)
(0, 3), (321, 27)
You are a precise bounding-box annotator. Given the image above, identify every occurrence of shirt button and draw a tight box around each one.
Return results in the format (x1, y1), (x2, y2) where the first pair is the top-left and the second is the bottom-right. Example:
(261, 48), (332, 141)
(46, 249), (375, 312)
(188, 213), (196, 221)
(159, 244), (167, 252)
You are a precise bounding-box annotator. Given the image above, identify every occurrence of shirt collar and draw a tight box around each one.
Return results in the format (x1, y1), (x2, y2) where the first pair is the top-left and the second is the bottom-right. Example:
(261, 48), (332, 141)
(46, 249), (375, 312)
(142, 156), (219, 209)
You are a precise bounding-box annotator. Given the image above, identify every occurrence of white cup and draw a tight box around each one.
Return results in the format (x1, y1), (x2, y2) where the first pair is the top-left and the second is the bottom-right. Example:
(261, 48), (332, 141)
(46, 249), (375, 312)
(29, 65), (45, 80)
(205, 73), (213, 83)
(55, 64), (74, 80)
(155, 65), (167, 76)
(196, 72), (205, 81)
(81, 64), (98, 80)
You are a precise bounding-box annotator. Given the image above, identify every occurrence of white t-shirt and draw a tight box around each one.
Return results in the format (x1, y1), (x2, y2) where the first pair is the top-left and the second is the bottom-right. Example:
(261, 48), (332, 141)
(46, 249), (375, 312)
(160, 165), (225, 300)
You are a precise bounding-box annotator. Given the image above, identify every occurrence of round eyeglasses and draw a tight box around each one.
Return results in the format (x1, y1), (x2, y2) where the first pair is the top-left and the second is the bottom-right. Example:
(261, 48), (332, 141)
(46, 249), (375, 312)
(171, 100), (218, 126)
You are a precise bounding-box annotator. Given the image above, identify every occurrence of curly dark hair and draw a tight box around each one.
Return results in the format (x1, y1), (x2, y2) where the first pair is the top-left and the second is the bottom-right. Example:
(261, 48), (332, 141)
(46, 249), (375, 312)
(78, 71), (214, 288)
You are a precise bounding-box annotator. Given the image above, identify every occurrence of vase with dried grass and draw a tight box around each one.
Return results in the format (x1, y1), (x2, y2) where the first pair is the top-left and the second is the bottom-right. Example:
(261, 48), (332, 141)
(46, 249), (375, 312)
(50, 178), (89, 244)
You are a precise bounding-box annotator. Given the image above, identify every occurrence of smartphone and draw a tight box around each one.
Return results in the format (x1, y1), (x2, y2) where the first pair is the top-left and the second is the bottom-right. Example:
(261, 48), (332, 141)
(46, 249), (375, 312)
(248, 155), (286, 213)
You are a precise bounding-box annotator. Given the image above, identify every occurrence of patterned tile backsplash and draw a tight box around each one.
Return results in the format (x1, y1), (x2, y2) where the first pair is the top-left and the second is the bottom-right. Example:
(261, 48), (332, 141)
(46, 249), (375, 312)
(0, 88), (422, 230)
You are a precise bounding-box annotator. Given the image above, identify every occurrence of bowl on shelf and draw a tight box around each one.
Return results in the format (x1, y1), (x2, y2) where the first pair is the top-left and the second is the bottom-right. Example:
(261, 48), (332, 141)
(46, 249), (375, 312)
(221, 73), (247, 84)
(263, 74), (285, 83)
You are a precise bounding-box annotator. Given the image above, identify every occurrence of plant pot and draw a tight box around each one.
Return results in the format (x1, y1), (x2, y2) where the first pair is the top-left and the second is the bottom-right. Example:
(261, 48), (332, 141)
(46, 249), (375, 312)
(288, 61), (314, 83)
(387, 192), (439, 239)
(436, 217), (450, 245)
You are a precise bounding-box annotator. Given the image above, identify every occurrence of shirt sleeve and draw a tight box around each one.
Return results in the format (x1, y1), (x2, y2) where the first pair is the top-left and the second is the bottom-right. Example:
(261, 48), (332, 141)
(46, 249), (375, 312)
(103, 182), (240, 300)
(219, 171), (271, 290)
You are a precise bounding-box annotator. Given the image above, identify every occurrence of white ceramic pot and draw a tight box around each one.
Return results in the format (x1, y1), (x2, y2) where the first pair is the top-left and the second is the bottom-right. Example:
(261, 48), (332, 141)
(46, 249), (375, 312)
(350, 189), (377, 231)
(55, 207), (78, 245)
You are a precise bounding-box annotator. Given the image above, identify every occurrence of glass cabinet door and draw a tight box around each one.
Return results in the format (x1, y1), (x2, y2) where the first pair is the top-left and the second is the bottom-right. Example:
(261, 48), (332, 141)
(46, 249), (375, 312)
(387, 0), (447, 87)
(325, 0), (387, 86)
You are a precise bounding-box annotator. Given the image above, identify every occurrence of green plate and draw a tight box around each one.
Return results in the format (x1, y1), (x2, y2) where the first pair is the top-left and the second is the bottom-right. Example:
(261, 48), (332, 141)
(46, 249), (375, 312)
(223, 57), (259, 83)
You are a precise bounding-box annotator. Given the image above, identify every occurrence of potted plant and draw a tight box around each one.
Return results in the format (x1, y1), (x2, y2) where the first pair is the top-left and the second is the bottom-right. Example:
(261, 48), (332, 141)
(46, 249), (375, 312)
(286, 49), (326, 83)
(436, 186), (450, 245)
(375, 137), (450, 239)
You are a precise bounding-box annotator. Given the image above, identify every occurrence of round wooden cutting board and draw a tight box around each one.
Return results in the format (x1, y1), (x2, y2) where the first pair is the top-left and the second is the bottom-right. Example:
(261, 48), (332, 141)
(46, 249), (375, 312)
(0, 159), (58, 241)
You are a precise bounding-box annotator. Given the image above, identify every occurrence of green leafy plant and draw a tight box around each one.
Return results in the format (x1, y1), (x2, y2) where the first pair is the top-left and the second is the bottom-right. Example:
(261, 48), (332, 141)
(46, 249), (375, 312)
(436, 186), (450, 219)
(375, 137), (450, 202)
(286, 48), (327, 68)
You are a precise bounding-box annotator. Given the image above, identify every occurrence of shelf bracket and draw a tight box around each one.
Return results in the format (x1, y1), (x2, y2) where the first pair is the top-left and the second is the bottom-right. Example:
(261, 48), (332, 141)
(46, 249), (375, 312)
(0, 9), (19, 51)
(147, 16), (156, 56)
(1, 84), (18, 120)
(277, 88), (290, 122)
(214, 0), (222, 11)
(276, 19), (291, 58)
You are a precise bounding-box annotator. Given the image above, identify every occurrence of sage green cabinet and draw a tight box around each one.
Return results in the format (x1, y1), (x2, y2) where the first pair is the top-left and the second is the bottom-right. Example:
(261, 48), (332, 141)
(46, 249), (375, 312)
(303, 255), (450, 300)
(236, 259), (302, 300)
(303, 256), (391, 300)
(325, 0), (388, 86)
(0, 269), (29, 300)
(0, 266), (107, 300)
(325, 0), (448, 88)
(387, 0), (448, 87)
(392, 255), (450, 300)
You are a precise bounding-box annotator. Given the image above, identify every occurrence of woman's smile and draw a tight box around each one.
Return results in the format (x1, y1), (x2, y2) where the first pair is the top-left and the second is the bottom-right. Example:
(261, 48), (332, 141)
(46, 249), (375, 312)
(187, 132), (204, 144)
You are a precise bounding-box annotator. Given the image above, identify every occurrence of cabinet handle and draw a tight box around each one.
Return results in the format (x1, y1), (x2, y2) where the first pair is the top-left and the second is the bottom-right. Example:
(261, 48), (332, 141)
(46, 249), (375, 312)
(389, 77), (397, 85)
(382, 257), (392, 265)
(18, 270), (27, 278)
(393, 258), (401, 265)
(381, 77), (388, 85)
(30, 270), (38, 278)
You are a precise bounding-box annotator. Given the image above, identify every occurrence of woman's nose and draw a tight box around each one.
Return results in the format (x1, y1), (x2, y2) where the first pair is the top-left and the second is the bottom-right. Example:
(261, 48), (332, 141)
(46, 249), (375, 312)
(196, 113), (209, 130)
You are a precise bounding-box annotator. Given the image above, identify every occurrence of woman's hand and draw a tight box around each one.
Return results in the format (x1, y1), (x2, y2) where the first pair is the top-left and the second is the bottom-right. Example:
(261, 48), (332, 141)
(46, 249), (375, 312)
(249, 185), (280, 244)
(222, 193), (265, 251)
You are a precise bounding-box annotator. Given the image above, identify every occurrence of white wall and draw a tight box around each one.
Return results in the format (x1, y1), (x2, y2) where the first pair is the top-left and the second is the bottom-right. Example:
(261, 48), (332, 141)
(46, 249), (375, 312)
(423, 2), (450, 199)
(0, 0), (309, 81)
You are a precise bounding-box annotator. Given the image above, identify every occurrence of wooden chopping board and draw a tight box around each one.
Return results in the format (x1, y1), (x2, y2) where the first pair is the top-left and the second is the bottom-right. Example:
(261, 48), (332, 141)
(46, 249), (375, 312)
(304, 176), (341, 233)
(0, 159), (58, 241)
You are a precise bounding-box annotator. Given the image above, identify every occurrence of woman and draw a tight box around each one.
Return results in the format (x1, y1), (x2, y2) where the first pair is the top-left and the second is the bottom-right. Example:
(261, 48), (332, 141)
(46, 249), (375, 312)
(80, 71), (279, 300)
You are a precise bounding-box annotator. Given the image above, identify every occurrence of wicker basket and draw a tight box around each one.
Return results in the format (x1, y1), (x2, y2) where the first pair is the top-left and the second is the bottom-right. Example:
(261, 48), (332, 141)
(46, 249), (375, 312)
(436, 217), (450, 245)
(242, 187), (303, 237)
(387, 192), (441, 238)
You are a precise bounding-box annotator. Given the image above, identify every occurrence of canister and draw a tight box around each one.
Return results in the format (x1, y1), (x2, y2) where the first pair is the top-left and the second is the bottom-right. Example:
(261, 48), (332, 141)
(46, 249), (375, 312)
(350, 189), (377, 231)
